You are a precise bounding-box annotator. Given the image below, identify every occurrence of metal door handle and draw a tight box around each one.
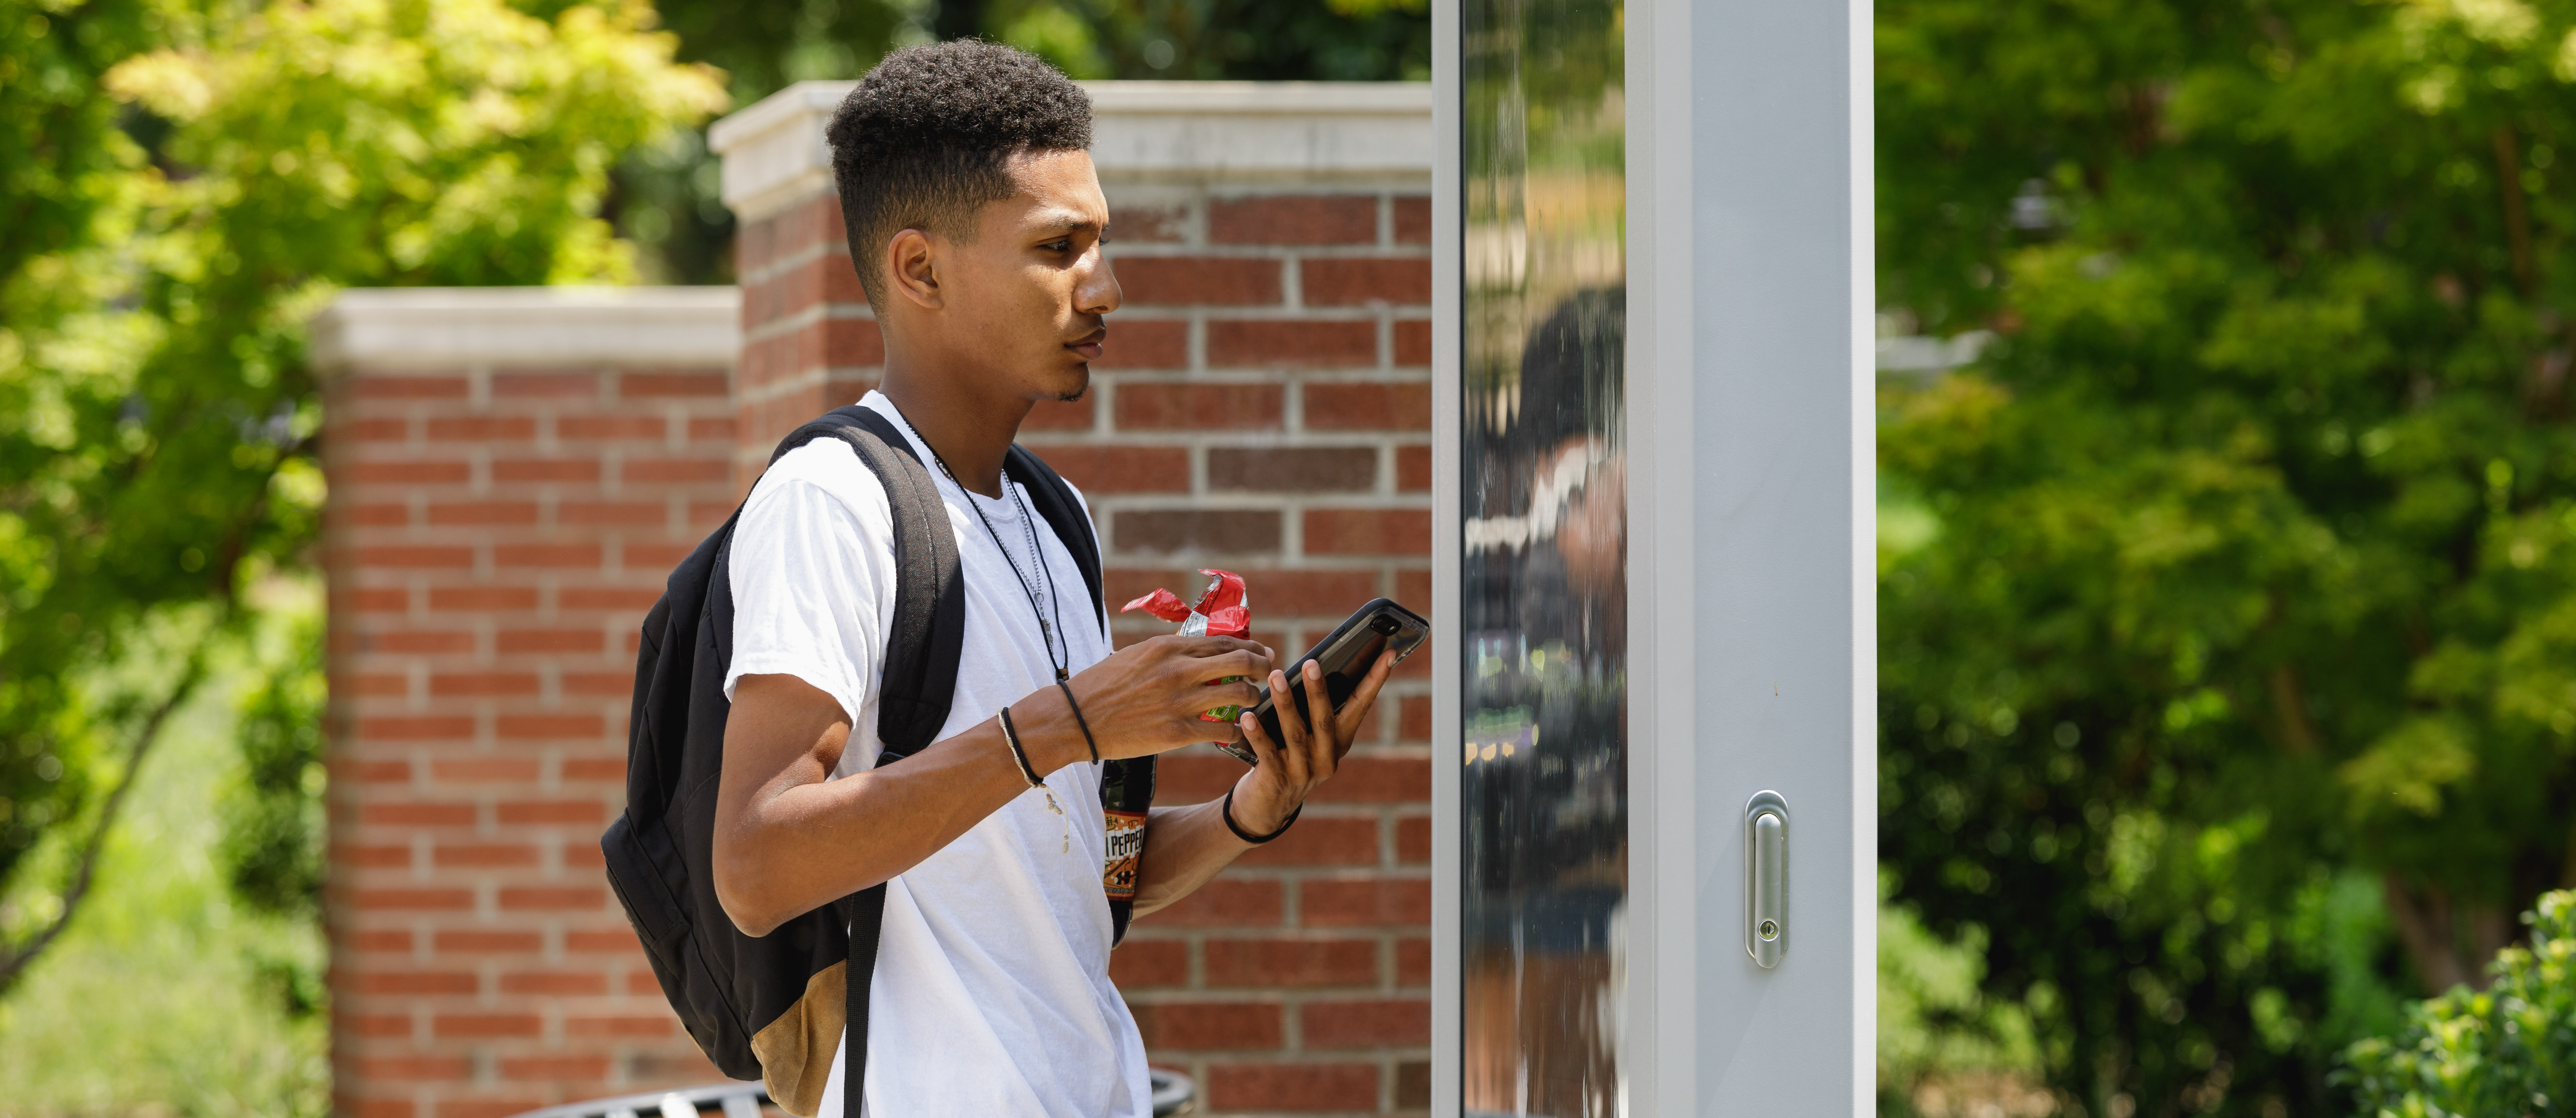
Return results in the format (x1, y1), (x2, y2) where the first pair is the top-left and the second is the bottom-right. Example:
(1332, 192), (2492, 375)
(1745, 790), (1788, 968)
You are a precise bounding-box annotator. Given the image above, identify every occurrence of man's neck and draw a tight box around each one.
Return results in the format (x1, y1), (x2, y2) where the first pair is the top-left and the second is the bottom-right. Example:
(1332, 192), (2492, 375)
(877, 363), (1033, 499)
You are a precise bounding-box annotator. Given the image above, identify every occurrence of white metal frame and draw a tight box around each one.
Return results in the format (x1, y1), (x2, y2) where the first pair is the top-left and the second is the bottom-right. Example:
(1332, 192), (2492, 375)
(1426, 0), (1466, 1108)
(1429, 0), (1874, 1108)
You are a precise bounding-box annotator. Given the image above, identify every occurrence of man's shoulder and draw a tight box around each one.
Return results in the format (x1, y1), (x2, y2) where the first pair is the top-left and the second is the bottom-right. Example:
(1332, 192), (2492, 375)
(727, 438), (899, 615)
(744, 437), (895, 522)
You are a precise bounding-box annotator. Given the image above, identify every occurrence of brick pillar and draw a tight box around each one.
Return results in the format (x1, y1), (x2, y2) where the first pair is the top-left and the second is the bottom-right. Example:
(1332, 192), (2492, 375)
(714, 82), (1436, 1116)
(314, 289), (741, 1118)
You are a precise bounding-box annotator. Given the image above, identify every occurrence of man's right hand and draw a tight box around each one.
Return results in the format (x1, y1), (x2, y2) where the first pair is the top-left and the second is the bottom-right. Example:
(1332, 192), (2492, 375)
(1015, 635), (1273, 769)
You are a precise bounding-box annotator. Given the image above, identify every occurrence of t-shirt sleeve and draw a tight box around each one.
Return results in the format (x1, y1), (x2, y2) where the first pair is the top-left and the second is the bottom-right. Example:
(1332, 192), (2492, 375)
(723, 440), (894, 732)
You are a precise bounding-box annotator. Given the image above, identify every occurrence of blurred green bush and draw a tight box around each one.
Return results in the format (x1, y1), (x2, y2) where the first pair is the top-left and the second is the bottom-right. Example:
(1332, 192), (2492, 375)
(2343, 890), (2576, 1116)
(1876, 0), (2576, 1110)
(0, 0), (723, 996)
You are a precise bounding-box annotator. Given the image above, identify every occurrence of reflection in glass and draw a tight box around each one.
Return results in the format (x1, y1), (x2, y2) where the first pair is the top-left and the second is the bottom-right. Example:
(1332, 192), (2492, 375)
(1459, 0), (1626, 1113)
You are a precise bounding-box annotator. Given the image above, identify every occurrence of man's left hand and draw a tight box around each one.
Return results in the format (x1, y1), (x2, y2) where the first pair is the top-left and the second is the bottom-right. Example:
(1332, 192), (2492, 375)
(1228, 652), (1397, 836)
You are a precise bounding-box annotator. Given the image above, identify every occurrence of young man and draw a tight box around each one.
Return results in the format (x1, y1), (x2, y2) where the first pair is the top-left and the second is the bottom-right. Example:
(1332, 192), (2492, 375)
(709, 42), (1396, 1117)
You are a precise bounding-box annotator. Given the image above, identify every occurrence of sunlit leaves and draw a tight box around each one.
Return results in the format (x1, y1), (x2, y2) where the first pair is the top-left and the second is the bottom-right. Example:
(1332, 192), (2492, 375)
(2343, 890), (2576, 1113)
(0, 0), (720, 982)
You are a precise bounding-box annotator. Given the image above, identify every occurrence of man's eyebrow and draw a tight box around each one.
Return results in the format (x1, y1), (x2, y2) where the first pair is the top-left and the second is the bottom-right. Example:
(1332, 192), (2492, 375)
(1025, 209), (1106, 235)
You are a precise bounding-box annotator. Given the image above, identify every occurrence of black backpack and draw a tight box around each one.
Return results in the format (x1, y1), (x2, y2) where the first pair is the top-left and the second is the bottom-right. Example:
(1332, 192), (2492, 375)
(601, 405), (1155, 1116)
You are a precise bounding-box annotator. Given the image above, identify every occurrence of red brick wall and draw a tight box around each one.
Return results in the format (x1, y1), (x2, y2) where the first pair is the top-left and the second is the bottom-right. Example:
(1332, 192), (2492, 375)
(324, 363), (740, 1118)
(733, 181), (1435, 1113)
(328, 181), (1433, 1116)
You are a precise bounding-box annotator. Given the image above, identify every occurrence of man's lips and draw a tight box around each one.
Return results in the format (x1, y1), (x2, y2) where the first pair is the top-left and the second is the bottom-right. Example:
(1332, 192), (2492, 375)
(1066, 327), (1106, 360)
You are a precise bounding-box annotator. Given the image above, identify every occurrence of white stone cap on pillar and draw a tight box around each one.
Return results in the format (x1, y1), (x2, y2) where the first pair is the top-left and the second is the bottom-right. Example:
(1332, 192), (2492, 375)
(308, 286), (742, 370)
(707, 79), (1436, 221)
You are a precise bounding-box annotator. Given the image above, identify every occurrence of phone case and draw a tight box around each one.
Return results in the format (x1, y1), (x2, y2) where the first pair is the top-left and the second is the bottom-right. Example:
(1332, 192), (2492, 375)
(1220, 598), (1431, 765)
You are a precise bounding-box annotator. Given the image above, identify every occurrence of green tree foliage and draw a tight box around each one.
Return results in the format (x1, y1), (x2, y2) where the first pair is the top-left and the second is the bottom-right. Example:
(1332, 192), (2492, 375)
(978, 0), (1429, 82)
(1878, 0), (2576, 1110)
(0, 0), (722, 997)
(2344, 890), (2576, 1116)
(221, 613), (324, 922)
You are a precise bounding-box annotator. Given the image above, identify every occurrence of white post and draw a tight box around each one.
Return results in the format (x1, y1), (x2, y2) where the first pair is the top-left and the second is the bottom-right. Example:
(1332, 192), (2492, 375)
(1428, 0), (1468, 1109)
(1623, 0), (1876, 1109)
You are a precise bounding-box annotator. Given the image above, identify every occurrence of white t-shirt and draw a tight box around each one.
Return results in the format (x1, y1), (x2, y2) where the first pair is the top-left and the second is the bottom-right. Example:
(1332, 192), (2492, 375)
(723, 391), (1147, 1118)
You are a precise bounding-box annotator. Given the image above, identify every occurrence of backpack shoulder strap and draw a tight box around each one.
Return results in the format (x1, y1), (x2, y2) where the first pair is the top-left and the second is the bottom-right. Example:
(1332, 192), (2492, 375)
(763, 405), (967, 1118)
(769, 405), (966, 763)
(1004, 444), (1107, 637)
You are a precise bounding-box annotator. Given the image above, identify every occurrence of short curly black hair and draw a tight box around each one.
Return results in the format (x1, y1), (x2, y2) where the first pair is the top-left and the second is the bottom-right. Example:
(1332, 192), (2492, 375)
(825, 41), (1093, 306)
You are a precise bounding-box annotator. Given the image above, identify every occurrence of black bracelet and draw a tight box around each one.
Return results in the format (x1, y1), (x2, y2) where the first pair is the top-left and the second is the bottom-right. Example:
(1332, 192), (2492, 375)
(997, 706), (1045, 788)
(1056, 680), (1100, 764)
(1222, 786), (1301, 844)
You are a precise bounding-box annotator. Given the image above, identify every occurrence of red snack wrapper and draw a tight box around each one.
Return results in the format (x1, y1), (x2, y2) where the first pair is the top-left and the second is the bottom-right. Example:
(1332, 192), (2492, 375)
(1122, 569), (1247, 639)
(1122, 570), (1254, 731)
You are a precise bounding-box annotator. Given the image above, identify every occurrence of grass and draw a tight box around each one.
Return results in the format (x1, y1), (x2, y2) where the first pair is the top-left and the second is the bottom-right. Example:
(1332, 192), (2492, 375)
(0, 620), (328, 1118)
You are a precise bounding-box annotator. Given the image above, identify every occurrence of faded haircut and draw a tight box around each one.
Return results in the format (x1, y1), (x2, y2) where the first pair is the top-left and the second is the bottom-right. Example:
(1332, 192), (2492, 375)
(824, 41), (1094, 307)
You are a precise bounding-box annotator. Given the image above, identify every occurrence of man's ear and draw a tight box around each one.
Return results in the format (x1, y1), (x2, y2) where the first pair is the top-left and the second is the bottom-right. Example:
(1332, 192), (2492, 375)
(885, 228), (942, 311)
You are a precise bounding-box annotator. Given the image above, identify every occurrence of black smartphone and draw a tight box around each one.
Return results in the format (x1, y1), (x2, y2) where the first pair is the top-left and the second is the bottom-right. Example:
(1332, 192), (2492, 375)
(1222, 598), (1431, 765)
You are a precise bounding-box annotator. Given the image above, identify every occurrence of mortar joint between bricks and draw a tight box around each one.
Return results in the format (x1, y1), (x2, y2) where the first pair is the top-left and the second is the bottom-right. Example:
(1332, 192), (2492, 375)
(1279, 367), (1433, 384)
(1186, 306), (1393, 324)
(1281, 242), (1435, 260)
(742, 302), (827, 344)
(756, 238), (834, 285)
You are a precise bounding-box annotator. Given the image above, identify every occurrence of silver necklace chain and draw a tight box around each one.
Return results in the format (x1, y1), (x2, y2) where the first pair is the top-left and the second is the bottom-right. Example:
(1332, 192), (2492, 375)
(891, 410), (1070, 681)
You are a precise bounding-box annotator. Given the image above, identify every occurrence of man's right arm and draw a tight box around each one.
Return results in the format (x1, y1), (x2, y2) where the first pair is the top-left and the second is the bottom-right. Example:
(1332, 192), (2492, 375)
(709, 673), (1050, 937)
(709, 635), (1270, 938)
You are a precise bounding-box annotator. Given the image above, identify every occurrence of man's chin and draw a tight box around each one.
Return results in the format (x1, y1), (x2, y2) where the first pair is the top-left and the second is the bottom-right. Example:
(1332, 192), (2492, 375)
(1049, 367), (1092, 403)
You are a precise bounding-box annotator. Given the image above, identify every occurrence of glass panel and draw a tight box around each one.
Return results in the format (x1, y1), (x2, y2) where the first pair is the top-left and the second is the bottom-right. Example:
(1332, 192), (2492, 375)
(1459, 0), (1626, 1112)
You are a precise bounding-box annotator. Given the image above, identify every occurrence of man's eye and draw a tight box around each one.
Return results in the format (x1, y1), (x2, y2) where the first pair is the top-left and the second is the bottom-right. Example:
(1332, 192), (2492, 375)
(1043, 240), (1073, 253)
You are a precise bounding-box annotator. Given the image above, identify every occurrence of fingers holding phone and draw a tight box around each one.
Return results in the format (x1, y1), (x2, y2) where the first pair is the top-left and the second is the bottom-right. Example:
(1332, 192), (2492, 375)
(1229, 649), (1395, 834)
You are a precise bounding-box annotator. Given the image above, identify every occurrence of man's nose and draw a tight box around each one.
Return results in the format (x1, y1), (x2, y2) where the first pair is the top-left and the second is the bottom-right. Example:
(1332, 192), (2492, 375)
(1078, 249), (1122, 317)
